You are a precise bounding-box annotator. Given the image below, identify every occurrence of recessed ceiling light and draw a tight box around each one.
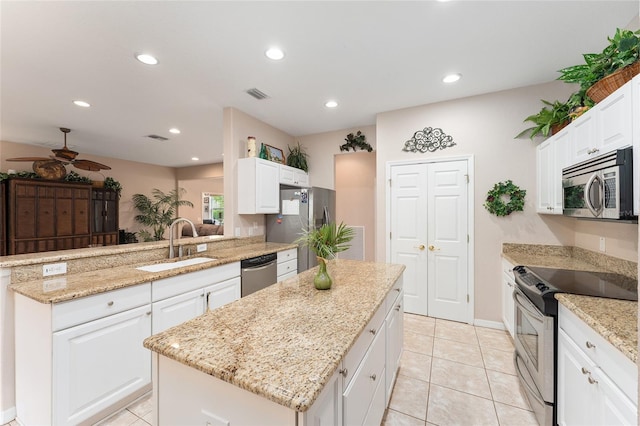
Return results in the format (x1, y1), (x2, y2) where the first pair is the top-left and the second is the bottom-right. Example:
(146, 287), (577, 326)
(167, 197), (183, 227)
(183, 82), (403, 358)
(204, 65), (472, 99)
(169, 128), (181, 134)
(73, 100), (91, 108)
(136, 53), (158, 65)
(265, 47), (285, 61)
(325, 100), (338, 108)
(191, 157), (199, 161)
(442, 73), (462, 83)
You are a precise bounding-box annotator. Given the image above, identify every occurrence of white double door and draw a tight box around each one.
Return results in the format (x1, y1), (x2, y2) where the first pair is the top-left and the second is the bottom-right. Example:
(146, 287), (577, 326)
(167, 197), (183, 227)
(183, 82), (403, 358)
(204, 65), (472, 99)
(389, 159), (470, 323)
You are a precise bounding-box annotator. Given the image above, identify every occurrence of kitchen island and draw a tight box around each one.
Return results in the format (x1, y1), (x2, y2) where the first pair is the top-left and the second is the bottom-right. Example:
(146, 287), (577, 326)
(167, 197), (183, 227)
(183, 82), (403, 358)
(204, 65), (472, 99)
(143, 259), (405, 425)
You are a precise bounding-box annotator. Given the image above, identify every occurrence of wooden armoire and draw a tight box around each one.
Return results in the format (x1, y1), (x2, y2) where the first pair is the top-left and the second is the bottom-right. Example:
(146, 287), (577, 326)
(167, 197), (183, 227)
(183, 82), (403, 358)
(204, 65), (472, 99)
(0, 181), (6, 256)
(91, 187), (119, 246)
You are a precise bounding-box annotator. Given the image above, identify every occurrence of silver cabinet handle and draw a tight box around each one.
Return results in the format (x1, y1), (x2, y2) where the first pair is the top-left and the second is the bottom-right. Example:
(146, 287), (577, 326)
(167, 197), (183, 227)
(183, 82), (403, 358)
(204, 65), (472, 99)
(581, 367), (590, 375)
(369, 328), (376, 335)
(585, 341), (596, 349)
(588, 376), (598, 385)
(339, 368), (348, 377)
(395, 304), (401, 311)
(146, 311), (152, 316)
(107, 301), (114, 306)
(394, 287), (401, 292)
(370, 374), (377, 381)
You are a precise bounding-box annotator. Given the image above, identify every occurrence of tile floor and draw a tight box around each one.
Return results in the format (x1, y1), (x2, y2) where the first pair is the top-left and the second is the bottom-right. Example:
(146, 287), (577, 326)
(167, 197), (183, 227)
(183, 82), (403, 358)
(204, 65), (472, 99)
(3, 313), (536, 426)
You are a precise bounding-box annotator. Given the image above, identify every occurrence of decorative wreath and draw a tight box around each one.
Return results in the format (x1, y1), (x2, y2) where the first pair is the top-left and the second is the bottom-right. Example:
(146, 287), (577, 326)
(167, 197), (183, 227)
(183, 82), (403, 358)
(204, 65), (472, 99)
(484, 180), (526, 217)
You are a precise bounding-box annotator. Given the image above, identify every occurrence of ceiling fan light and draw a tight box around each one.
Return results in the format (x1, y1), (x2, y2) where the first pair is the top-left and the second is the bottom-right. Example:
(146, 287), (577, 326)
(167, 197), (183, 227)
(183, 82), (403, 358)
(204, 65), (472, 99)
(73, 100), (91, 108)
(136, 53), (159, 65)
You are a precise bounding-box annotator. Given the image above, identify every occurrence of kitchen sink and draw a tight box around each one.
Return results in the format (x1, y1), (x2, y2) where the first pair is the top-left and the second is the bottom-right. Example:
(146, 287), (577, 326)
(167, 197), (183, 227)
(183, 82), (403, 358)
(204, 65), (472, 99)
(136, 257), (217, 272)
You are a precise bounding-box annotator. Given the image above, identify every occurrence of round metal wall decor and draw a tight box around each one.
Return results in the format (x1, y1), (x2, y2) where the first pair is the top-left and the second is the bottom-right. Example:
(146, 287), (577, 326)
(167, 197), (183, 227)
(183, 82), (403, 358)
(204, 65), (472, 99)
(402, 127), (455, 153)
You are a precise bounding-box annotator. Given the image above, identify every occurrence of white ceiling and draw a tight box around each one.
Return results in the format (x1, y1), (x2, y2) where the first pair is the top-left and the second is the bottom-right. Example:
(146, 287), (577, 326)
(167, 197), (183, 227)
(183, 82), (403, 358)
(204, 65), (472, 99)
(1, 1), (638, 168)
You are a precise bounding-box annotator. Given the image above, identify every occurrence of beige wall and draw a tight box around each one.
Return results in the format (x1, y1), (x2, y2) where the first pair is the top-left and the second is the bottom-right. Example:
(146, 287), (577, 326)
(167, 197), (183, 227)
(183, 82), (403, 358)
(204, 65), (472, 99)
(223, 108), (295, 237)
(176, 162), (224, 225)
(299, 125), (377, 190)
(573, 220), (638, 262)
(335, 152), (376, 261)
(1, 140), (177, 235)
(375, 81), (581, 323)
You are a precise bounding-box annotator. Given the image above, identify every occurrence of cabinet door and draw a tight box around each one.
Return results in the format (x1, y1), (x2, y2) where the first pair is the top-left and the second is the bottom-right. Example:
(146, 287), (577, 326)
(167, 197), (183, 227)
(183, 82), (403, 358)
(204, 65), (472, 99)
(593, 366), (637, 426)
(632, 75), (639, 216)
(104, 190), (119, 232)
(302, 369), (343, 426)
(536, 138), (554, 213)
(256, 161), (280, 213)
(294, 170), (309, 187)
(73, 187), (91, 235)
(552, 130), (570, 213)
(557, 329), (599, 426)
(501, 259), (515, 338)
(205, 277), (241, 311)
(385, 293), (403, 405)
(152, 288), (206, 333)
(0, 182), (5, 255)
(279, 165), (295, 185)
(570, 110), (597, 164)
(52, 305), (152, 426)
(597, 82), (632, 154)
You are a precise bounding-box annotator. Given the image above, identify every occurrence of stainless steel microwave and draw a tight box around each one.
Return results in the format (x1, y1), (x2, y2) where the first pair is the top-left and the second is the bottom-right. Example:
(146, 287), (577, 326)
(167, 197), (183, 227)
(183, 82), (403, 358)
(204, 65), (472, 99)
(562, 147), (635, 220)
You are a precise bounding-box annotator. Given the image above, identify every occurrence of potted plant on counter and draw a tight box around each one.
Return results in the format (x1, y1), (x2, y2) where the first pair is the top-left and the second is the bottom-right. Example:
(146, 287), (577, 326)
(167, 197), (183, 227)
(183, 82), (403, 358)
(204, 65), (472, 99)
(296, 222), (355, 290)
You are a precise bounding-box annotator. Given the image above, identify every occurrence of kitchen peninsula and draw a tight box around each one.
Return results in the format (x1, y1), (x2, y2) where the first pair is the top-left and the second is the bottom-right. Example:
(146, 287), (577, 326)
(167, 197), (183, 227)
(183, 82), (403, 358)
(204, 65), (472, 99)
(143, 259), (405, 425)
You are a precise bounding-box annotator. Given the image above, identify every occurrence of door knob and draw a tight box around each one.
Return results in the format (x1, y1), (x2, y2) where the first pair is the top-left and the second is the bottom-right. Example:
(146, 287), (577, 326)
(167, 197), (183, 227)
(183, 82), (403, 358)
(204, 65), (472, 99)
(428, 245), (440, 251)
(415, 244), (425, 251)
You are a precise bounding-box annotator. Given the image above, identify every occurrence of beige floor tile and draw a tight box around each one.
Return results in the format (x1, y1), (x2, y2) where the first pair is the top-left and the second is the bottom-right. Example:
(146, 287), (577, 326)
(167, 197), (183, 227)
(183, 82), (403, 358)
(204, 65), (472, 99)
(126, 393), (152, 418)
(94, 409), (139, 426)
(434, 319), (478, 344)
(482, 346), (517, 375)
(383, 409), (426, 426)
(432, 337), (484, 368)
(426, 384), (498, 426)
(129, 419), (150, 426)
(399, 350), (432, 382)
(494, 402), (538, 426)
(404, 330), (434, 356)
(430, 357), (491, 399)
(476, 328), (514, 352)
(404, 314), (435, 337)
(389, 375), (429, 420)
(142, 412), (152, 424)
(486, 370), (531, 410)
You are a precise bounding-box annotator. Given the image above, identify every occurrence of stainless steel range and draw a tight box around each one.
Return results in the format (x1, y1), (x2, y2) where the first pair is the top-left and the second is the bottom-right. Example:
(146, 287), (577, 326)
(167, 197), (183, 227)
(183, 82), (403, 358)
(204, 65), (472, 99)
(512, 265), (637, 426)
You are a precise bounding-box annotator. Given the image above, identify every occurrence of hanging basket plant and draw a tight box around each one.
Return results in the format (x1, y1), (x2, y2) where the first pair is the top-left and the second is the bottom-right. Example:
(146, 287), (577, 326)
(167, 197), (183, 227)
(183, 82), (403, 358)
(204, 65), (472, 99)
(484, 180), (526, 217)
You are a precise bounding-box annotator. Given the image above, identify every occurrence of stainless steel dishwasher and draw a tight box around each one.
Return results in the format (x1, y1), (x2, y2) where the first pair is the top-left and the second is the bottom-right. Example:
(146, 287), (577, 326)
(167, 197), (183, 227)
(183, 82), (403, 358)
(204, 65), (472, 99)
(240, 253), (278, 297)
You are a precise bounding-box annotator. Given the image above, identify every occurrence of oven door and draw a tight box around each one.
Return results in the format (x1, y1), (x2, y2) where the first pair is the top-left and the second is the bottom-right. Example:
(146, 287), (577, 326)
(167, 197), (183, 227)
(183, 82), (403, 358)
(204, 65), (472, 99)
(512, 286), (554, 403)
(562, 171), (603, 218)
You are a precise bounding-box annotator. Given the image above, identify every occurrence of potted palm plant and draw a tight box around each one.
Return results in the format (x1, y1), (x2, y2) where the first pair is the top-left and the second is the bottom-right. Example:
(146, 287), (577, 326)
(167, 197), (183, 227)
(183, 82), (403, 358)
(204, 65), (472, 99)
(132, 188), (194, 241)
(296, 222), (355, 290)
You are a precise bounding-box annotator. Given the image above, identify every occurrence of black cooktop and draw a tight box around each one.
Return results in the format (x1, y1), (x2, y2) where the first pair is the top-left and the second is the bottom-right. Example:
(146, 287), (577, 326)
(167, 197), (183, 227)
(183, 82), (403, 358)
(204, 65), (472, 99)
(513, 265), (638, 315)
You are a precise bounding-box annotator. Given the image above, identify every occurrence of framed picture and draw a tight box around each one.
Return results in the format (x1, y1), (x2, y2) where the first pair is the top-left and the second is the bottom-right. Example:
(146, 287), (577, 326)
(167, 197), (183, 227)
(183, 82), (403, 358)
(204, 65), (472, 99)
(264, 144), (285, 164)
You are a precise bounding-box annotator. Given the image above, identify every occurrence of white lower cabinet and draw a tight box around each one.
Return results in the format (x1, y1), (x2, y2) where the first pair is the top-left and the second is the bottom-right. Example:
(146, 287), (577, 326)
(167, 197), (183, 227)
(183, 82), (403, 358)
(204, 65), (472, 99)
(205, 276), (241, 311)
(501, 258), (515, 338)
(277, 248), (298, 281)
(152, 288), (205, 333)
(14, 283), (152, 426)
(557, 305), (637, 426)
(303, 368), (343, 426)
(385, 286), (404, 404)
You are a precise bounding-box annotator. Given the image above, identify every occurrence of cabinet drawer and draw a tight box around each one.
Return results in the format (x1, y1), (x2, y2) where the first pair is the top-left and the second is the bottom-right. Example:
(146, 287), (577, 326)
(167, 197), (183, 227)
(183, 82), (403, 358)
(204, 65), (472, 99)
(278, 270), (297, 281)
(343, 303), (385, 389)
(343, 325), (386, 426)
(277, 259), (297, 277)
(385, 276), (403, 314)
(277, 248), (297, 263)
(53, 283), (151, 331)
(152, 262), (240, 302)
(559, 304), (637, 403)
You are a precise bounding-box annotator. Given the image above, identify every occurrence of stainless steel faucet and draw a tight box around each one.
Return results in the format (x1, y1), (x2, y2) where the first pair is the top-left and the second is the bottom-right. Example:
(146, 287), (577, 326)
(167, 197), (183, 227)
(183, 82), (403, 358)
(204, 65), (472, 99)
(169, 218), (199, 259)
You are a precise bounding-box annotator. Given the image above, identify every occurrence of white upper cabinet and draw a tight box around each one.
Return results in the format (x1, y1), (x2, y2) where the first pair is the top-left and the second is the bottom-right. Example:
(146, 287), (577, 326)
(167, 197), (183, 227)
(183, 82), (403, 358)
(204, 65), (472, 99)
(536, 128), (568, 214)
(279, 164), (309, 187)
(633, 74), (640, 216)
(237, 158), (280, 214)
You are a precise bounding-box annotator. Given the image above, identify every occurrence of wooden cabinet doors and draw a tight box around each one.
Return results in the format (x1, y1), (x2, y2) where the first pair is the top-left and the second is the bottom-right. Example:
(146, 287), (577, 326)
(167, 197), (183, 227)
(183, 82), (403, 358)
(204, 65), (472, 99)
(91, 188), (119, 246)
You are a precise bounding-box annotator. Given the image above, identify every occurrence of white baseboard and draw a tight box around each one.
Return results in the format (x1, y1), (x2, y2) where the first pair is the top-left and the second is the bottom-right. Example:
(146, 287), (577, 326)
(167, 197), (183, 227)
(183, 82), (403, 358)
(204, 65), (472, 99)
(473, 319), (505, 330)
(0, 406), (16, 424)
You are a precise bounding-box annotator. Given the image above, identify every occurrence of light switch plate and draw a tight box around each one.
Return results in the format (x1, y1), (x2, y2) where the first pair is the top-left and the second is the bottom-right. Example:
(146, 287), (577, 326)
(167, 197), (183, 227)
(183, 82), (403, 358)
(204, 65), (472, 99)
(599, 237), (606, 252)
(197, 243), (207, 253)
(43, 262), (67, 277)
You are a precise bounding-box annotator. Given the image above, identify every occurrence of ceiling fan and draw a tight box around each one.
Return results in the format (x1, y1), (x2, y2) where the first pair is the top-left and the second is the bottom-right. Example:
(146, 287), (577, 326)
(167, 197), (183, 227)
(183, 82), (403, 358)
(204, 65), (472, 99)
(7, 127), (111, 174)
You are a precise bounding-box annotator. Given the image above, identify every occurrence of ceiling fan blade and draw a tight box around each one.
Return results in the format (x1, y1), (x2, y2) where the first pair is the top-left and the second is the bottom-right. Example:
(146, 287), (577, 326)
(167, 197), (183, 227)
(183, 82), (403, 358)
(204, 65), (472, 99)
(6, 157), (50, 162)
(51, 147), (78, 160)
(49, 155), (72, 164)
(72, 159), (111, 171)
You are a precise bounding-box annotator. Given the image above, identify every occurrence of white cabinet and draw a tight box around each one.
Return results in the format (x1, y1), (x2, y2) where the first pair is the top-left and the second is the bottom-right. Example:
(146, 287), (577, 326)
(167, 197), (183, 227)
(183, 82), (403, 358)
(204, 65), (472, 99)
(237, 158), (280, 214)
(385, 286), (403, 404)
(557, 304), (637, 426)
(536, 129), (569, 214)
(501, 258), (516, 338)
(632, 74), (640, 216)
(570, 82), (632, 164)
(152, 262), (241, 333)
(302, 368), (343, 426)
(14, 283), (152, 426)
(280, 164), (309, 187)
(277, 248), (298, 281)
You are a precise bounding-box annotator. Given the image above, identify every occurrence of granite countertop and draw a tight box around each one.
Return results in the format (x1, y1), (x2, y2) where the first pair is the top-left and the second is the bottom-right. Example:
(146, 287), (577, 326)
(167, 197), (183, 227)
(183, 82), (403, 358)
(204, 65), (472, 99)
(556, 294), (637, 363)
(502, 243), (638, 363)
(9, 242), (296, 304)
(143, 259), (405, 412)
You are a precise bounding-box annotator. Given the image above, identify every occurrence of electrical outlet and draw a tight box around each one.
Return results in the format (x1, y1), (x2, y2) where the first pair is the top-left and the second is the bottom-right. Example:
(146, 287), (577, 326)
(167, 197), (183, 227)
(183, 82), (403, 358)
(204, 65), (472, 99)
(599, 237), (606, 252)
(197, 243), (207, 253)
(253, 221), (258, 230)
(235, 227), (241, 237)
(43, 262), (67, 277)
(43, 278), (67, 292)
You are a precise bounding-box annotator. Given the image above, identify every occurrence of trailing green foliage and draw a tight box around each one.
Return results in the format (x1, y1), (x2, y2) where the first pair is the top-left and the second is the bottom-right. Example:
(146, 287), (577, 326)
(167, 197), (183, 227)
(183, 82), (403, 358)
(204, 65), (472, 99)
(64, 171), (92, 184)
(132, 188), (194, 241)
(515, 100), (571, 140)
(295, 222), (355, 260)
(104, 177), (122, 197)
(340, 131), (373, 152)
(286, 141), (309, 172)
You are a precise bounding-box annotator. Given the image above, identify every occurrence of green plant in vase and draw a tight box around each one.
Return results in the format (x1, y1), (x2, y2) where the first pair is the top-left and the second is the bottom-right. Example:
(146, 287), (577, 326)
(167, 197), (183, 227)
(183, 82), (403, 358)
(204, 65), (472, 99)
(515, 99), (571, 140)
(286, 141), (309, 172)
(296, 222), (355, 290)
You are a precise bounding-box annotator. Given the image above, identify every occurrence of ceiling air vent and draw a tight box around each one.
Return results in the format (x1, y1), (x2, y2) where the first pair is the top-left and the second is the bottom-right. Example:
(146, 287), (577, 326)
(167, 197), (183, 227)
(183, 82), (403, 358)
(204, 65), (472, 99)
(146, 134), (169, 141)
(246, 88), (270, 100)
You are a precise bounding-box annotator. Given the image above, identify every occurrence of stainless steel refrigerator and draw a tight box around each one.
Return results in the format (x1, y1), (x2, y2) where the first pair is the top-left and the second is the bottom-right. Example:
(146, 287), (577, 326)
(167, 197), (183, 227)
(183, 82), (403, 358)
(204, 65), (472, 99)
(266, 187), (336, 272)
